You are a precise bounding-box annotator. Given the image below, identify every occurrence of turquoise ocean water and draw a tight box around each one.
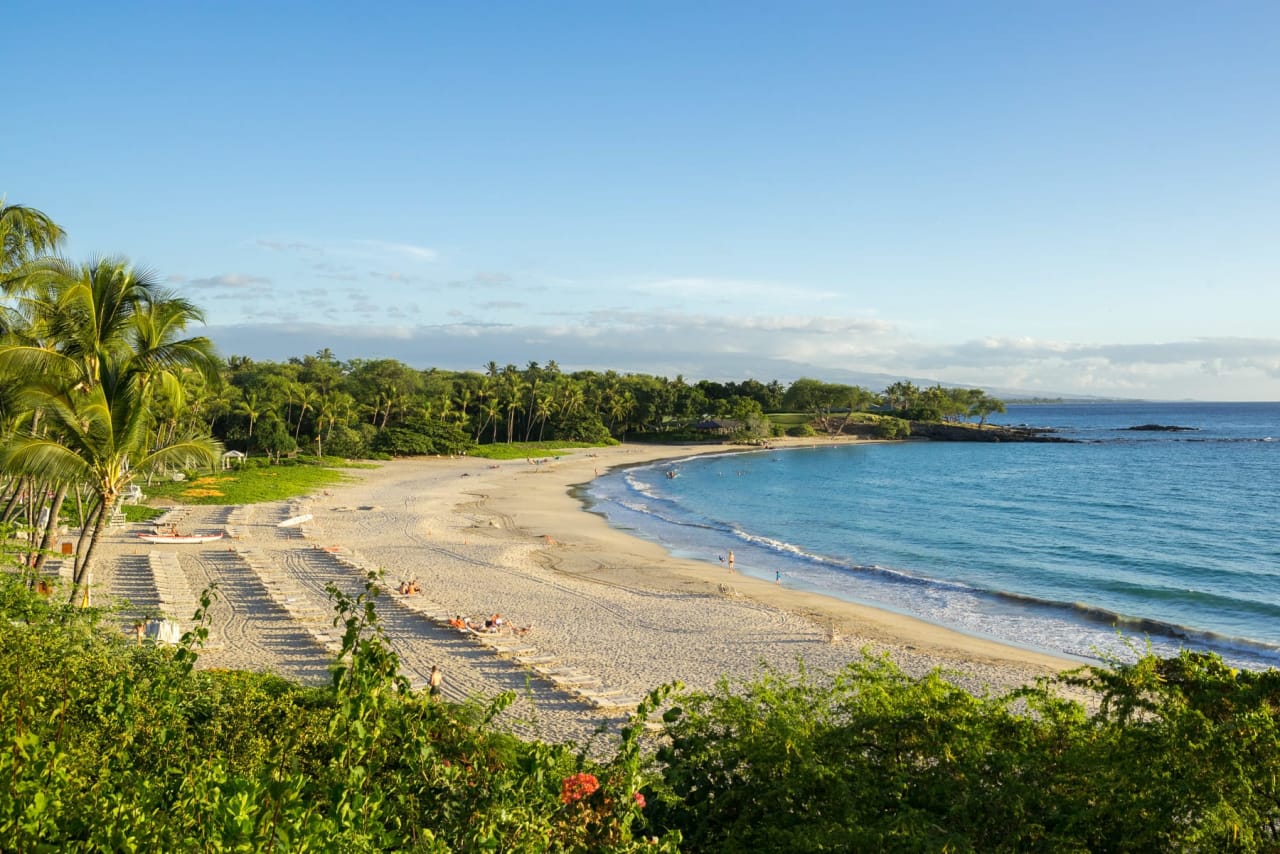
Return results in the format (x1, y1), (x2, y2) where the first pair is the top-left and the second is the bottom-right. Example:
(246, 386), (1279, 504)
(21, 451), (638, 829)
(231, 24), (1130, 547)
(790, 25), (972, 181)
(585, 402), (1280, 669)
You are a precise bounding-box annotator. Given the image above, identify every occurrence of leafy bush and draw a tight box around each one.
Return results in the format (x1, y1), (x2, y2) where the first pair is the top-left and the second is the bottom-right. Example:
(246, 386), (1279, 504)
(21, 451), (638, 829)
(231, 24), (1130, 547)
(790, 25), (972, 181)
(873, 416), (911, 439)
(551, 410), (613, 444)
(372, 418), (472, 457)
(648, 653), (1280, 851)
(786, 423), (817, 437)
(322, 423), (370, 458)
(0, 573), (677, 851)
(5, 562), (1280, 852)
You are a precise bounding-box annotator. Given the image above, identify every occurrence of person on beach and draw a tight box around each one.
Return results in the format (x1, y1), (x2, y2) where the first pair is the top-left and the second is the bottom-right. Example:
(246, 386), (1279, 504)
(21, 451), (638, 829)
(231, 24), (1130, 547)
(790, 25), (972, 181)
(428, 665), (442, 698)
(775, 569), (781, 584)
(728, 550), (735, 571)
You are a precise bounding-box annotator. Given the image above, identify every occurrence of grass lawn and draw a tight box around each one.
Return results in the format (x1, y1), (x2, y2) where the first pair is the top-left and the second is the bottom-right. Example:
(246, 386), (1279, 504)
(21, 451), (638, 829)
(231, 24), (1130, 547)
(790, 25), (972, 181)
(465, 441), (613, 460)
(139, 460), (363, 505)
(767, 412), (813, 427)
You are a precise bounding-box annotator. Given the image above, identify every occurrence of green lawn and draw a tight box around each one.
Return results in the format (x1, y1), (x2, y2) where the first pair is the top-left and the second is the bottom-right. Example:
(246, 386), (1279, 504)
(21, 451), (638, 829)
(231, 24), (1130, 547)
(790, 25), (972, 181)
(766, 412), (813, 426)
(465, 440), (614, 460)
(138, 460), (360, 505)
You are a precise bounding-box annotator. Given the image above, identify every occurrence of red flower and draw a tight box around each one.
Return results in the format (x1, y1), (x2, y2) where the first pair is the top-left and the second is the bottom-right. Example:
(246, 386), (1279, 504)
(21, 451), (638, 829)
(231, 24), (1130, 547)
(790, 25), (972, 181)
(560, 772), (600, 804)
(632, 792), (646, 809)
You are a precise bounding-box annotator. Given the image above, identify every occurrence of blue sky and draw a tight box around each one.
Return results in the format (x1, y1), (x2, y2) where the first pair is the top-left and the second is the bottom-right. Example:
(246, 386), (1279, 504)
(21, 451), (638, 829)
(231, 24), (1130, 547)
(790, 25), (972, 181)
(8, 2), (1279, 399)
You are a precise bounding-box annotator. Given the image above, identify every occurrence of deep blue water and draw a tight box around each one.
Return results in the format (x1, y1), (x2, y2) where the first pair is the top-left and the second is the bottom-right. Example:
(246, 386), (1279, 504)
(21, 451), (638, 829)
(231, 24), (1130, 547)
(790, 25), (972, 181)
(586, 402), (1280, 669)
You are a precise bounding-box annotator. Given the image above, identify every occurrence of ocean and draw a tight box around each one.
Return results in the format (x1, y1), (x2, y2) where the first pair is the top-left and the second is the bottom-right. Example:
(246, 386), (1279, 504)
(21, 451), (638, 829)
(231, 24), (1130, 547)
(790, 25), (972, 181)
(584, 402), (1280, 669)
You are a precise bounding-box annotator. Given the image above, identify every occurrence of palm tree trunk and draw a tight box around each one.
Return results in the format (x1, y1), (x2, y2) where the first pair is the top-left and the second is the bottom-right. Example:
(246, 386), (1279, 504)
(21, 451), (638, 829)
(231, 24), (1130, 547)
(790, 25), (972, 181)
(32, 482), (69, 574)
(0, 475), (28, 524)
(67, 499), (107, 606)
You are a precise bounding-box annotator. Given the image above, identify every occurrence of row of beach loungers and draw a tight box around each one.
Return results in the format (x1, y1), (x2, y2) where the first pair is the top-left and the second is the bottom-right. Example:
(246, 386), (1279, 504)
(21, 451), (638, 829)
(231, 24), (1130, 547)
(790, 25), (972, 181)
(232, 545), (346, 655)
(313, 539), (645, 711)
(125, 502), (645, 712)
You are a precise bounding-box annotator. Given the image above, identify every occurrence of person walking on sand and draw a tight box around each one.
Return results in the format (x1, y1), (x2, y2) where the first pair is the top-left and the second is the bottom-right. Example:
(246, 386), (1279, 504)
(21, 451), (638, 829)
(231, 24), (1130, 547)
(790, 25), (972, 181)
(428, 665), (442, 699)
(728, 550), (735, 571)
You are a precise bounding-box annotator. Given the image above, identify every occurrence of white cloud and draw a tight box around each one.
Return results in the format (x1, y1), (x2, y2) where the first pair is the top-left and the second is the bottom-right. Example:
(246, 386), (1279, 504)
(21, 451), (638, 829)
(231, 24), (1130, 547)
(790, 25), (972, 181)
(631, 276), (841, 302)
(185, 273), (271, 290)
(200, 313), (1280, 401)
(255, 239), (324, 254)
(354, 240), (438, 262)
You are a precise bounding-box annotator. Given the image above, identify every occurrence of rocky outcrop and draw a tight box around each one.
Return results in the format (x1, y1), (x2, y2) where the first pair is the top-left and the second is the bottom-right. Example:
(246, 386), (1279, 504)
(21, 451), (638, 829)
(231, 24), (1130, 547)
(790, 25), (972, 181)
(1126, 424), (1199, 432)
(906, 422), (1072, 442)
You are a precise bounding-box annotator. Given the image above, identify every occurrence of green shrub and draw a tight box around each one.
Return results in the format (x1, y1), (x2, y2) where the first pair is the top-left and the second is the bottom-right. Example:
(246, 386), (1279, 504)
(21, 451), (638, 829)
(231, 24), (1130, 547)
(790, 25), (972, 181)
(786, 423), (817, 437)
(873, 417), (911, 439)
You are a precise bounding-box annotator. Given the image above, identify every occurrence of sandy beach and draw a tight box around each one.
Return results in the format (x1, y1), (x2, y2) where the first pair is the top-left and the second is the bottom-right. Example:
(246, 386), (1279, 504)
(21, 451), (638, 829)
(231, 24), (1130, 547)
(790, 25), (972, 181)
(86, 439), (1079, 747)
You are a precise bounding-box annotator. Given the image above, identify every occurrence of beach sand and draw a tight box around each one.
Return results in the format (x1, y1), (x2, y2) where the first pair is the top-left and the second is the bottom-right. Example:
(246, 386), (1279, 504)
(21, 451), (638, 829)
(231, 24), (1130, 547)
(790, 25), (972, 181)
(86, 439), (1080, 747)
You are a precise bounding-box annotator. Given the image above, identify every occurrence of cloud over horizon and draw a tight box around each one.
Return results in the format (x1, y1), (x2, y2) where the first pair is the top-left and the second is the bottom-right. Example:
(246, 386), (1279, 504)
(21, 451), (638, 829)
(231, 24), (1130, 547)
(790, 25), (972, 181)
(199, 314), (1280, 401)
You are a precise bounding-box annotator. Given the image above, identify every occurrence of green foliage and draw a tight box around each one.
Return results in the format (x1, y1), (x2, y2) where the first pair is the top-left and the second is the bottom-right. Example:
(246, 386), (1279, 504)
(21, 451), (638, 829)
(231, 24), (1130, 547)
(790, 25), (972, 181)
(322, 422), (371, 458)
(551, 409), (613, 443)
(873, 416), (911, 439)
(785, 422), (817, 437)
(0, 571), (677, 851)
(4, 569), (1280, 851)
(254, 413), (297, 460)
(648, 652), (1280, 851)
(370, 418), (471, 457)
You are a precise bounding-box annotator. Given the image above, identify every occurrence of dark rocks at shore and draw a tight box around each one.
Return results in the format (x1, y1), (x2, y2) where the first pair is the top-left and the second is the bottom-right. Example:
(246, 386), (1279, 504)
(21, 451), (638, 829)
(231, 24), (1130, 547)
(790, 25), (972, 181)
(1126, 424), (1199, 432)
(906, 422), (1074, 443)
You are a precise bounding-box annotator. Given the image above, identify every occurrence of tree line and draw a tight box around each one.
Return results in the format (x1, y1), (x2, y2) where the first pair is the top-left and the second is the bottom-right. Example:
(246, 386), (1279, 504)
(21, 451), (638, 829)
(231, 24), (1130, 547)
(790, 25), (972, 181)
(204, 355), (1003, 461)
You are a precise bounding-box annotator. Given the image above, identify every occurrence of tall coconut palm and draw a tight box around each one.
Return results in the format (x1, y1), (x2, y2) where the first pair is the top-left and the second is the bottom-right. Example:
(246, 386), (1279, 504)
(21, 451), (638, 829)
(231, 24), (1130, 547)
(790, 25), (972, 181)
(3, 356), (220, 604)
(1, 200), (64, 274)
(0, 257), (222, 603)
(2, 257), (213, 394)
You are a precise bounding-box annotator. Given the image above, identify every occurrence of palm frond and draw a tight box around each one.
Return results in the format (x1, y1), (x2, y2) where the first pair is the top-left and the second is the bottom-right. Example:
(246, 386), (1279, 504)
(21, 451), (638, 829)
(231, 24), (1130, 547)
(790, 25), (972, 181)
(0, 344), (81, 387)
(136, 435), (223, 474)
(1, 435), (91, 484)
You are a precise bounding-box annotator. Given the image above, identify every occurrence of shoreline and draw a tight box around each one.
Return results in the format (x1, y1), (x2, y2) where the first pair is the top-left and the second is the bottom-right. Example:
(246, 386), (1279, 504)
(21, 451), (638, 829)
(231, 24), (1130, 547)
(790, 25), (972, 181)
(483, 438), (1078, 675)
(90, 437), (1082, 747)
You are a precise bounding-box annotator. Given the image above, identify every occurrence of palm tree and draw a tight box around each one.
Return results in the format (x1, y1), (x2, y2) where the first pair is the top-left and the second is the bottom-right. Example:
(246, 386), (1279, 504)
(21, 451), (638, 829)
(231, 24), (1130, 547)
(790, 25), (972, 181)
(1, 199), (64, 275)
(533, 386), (555, 441)
(293, 384), (318, 441)
(3, 357), (220, 604)
(237, 390), (262, 439)
(522, 361), (541, 441)
(0, 256), (223, 604)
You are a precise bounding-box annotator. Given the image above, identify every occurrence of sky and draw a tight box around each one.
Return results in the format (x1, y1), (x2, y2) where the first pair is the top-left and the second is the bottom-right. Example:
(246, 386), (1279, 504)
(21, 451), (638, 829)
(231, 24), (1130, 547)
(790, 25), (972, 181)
(7, 2), (1280, 400)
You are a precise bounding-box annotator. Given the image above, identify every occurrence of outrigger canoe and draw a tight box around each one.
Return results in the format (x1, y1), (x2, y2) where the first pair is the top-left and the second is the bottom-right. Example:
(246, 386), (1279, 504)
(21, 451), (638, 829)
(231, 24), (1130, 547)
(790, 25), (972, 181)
(138, 531), (225, 544)
(277, 513), (313, 528)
